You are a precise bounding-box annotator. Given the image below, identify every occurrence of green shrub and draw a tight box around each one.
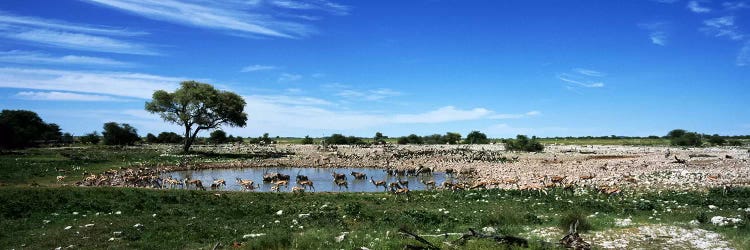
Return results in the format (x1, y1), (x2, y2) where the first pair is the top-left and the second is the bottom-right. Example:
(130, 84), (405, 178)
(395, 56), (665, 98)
(558, 212), (591, 232)
(504, 135), (544, 152)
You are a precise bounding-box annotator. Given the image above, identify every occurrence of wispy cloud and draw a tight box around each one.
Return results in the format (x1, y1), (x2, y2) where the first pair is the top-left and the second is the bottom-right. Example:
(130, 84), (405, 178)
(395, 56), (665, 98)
(0, 11), (146, 36)
(574, 68), (606, 77)
(269, 0), (350, 15)
(639, 22), (669, 46)
(391, 106), (491, 124)
(0, 67), (182, 99)
(723, 1), (749, 10)
(557, 69), (606, 89)
(278, 73), (302, 82)
(0, 12), (155, 55)
(0, 50), (133, 67)
(702, 16), (744, 40)
(241, 64), (277, 72)
(738, 41), (750, 66)
(687, 0), (712, 12)
(83, 0), (348, 38)
(15, 91), (127, 102)
(490, 111), (542, 119)
(334, 87), (402, 101)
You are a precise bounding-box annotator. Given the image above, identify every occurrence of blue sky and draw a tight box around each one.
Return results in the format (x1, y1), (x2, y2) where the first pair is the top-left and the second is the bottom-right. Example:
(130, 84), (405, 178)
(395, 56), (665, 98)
(0, 0), (748, 138)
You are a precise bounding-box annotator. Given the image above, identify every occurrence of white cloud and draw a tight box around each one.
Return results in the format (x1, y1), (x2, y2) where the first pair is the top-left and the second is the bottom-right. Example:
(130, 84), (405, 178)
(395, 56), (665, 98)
(0, 67), (182, 99)
(490, 111), (542, 119)
(0, 50), (133, 67)
(241, 64), (277, 72)
(392, 106), (491, 124)
(687, 1), (712, 12)
(639, 22), (669, 46)
(702, 16), (744, 40)
(574, 68), (606, 77)
(0, 12), (155, 55)
(738, 41), (750, 66)
(82, 0), (348, 38)
(0, 12), (146, 36)
(270, 0), (350, 15)
(246, 94), (332, 106)
(15, 91), (127, 101)
(278, 73), (302, 82)
(723, 1), (749, 10)
(336, 88), (402, 101)
(557, 72), (605, 88)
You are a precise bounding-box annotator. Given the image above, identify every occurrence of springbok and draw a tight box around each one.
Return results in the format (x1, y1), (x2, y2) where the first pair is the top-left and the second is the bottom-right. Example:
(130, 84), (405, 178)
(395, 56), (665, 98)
(396, 177), (409, 188)
(297, 180), (315, 191)
(420, 179), (436, 190)
(236, 178), (254, 187)
(334, 179), (349, 190)
(388, 182), (402, 191)
(184, 177), (205, 190)
(332, 172), (347, 181)
(351, 171), (367, 180)
(370, 177), (387, 191)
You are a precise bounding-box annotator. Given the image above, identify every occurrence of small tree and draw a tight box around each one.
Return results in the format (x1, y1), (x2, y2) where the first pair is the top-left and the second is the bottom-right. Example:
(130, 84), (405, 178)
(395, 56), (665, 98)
(235, 136), (244, 143)
(667, 129), (687, 139)
(444, 132), (462, 144)
(61, 132), (74, 144)
(102, 122), (140, 146)
(157, 132), (183, 143)
(301, 135), (314, 144)
(80, 131), (101, 145)
(145, 81), (248, 152)
(505, 135), (544, 152)
(145, 133), (158, 143)
(670, 132), (702, 147)
(465, 130), (489, 144)
(373, 132), (387, 144)
(708, 134), (726, 146)
(209, 130), (228, 144)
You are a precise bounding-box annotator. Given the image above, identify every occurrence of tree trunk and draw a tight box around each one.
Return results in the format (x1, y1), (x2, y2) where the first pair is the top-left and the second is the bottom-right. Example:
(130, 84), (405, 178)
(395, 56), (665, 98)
(183, 125), (193, 153)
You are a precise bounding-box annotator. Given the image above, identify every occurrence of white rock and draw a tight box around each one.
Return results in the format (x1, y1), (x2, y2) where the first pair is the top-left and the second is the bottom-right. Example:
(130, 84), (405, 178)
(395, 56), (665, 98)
(276, 210), (283, 215)
(242, 233), (266, 239)
(689, 220), (700, 226)
(43, 220), (51, 224)
(108, 237), (115, 241)
(708, 205), (718, 210)
(113, 231), (122, 236)
(115, 211), (122, 215)
(84, 224), (94, 227)
(615, 218), (632, 227)
(335, 232), (349, 243)
(298, 213), (310, 218)
(274, 220), (280, 223)
(482, 227), (496, 233)
(72, 212), (79, 215)
(64, 226), (72, 230)
(133, 223), (143, 228)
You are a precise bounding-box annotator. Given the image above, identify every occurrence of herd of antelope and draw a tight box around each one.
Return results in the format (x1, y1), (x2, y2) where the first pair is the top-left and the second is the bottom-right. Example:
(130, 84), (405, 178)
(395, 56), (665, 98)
(76, 143), (749, 195)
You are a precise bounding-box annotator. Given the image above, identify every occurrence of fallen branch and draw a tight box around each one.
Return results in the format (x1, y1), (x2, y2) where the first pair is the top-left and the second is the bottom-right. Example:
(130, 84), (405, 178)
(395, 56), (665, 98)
(452, 228), (529, 247)
(398, 227), (440, 250)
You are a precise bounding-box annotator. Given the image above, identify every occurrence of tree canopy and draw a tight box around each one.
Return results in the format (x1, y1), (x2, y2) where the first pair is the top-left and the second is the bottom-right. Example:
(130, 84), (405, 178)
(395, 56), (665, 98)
(145, 81), (248, 152)
(504, 135), (544, 152)
(102, 122), (140, 146)
(0, 109), (62, 149)
(465, 130), (489, 144)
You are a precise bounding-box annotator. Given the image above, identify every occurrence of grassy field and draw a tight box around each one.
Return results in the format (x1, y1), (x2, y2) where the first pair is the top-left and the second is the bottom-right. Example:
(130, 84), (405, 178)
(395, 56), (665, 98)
(1, 147), (748, 249)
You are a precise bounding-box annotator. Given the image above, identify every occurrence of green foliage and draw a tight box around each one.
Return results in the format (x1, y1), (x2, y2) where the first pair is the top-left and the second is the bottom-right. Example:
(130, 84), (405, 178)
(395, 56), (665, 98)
(145, 81), (248, 152)
(60, 133), (74, 144)
(504, 135), (544, 152)
(155, 132), (183, 143)
(102, 122), (140, 146)
(708, 134), (727, 146)
(669, 130), (702, 147)
(444, 132), (462, 144)
(326, 134), (364, 145)
(464, 130), (489, 144)
(249, 133), (275, 144)
(558, 212), (591, 232)
(79, 131), (101, 145)
(145, 133), (158, 143)
(696, 212), (709, 224)
(667, 129), (687, 139)
(373, 132), (387, 144)
(208, 130), (228, 144)
(0, 110), (62, 149)
(301, 135), (314, 144)
(728, 139), (743, 146)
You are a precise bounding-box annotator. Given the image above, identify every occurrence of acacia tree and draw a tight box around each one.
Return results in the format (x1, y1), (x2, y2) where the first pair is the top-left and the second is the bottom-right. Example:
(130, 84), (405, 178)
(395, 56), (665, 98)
(145, 81), (247, 152)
